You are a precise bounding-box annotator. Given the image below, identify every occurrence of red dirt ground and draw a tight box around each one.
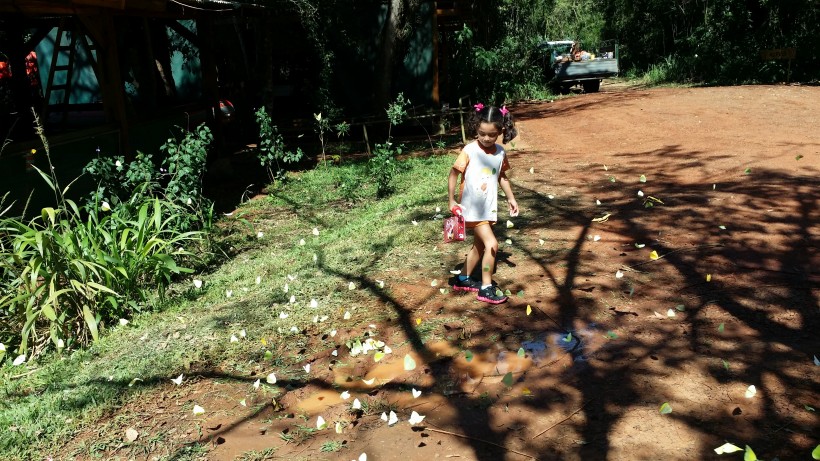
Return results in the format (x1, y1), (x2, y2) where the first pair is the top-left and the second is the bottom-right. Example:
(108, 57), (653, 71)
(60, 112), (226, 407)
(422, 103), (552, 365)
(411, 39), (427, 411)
(62, 84), (819, 461)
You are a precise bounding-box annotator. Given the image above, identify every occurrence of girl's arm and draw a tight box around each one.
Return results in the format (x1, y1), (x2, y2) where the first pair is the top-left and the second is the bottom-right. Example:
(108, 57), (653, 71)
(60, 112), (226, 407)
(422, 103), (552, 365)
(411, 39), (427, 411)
(499, 173), (519, 216)
(448, 168), (461, 211)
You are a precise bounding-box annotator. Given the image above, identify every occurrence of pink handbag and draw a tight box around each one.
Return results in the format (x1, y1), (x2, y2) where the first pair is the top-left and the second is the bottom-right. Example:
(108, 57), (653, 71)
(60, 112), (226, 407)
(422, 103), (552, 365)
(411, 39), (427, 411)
(443, 206), (465, 243)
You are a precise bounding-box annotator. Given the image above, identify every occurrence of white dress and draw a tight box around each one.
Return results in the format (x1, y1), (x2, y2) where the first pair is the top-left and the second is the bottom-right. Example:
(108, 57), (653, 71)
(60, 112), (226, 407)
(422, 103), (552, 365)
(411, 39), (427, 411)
(452, 141), (510, 223)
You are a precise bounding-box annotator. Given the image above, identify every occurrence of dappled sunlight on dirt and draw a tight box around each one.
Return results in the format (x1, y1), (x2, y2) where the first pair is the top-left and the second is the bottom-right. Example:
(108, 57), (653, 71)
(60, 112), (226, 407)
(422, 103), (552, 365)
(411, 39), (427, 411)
(60, 85), (818, 460)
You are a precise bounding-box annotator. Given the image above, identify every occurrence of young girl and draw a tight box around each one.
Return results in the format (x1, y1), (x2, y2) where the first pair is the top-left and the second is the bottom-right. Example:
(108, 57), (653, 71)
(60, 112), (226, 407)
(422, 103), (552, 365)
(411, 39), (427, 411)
(448, 104), (519, 304)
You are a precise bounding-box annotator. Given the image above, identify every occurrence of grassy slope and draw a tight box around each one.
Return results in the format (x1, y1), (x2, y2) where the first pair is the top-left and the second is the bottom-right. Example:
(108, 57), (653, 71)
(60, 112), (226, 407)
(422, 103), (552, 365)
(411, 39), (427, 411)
(0, 153), (453, 460)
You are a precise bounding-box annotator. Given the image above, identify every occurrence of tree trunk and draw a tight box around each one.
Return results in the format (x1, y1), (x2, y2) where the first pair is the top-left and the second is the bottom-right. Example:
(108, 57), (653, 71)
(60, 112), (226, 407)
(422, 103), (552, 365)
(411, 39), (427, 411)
(373, 0), (421, 113)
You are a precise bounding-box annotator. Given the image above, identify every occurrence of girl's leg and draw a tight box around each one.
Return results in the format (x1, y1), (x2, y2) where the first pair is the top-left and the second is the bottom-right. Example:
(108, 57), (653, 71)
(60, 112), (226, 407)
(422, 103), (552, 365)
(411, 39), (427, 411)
(472, 224), (498, 287)
(463, 238), (484, 279)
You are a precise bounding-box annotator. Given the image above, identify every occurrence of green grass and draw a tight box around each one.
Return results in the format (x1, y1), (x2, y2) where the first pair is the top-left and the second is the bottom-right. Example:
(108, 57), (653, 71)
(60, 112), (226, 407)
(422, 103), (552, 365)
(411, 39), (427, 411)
(0, 153), (454, 460)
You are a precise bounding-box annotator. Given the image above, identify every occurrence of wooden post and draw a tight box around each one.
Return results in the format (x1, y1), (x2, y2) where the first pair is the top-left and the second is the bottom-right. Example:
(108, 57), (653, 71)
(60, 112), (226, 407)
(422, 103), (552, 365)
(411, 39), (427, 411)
(362, 123), (372, 156)
(458, 95), (466, 144)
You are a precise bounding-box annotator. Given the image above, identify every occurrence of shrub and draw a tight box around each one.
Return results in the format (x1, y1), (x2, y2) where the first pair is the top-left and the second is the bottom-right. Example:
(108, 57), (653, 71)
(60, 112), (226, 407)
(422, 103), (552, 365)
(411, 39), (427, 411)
(0, 188), (200, 357)
(255, 107), (304, 181)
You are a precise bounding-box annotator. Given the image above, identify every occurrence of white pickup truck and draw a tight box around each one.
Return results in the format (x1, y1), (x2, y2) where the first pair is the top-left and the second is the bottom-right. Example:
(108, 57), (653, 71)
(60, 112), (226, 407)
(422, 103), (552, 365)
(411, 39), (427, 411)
(540, 41), (619, 93)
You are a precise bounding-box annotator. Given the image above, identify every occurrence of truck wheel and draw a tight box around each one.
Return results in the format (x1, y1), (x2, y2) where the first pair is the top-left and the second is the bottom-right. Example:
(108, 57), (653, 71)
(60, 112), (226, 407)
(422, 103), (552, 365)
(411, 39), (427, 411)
(582, 80), (600, 93)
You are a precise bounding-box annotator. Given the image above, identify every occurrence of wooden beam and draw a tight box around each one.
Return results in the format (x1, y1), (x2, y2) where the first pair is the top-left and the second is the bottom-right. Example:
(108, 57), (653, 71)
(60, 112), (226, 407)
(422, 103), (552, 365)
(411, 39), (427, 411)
(77, 13), (131, 157)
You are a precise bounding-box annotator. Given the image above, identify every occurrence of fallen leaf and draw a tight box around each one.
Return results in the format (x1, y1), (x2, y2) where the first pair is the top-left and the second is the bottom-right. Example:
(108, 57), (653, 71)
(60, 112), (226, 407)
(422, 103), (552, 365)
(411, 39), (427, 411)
(744, 168), (752, 175)
(718, 323), (725, 332)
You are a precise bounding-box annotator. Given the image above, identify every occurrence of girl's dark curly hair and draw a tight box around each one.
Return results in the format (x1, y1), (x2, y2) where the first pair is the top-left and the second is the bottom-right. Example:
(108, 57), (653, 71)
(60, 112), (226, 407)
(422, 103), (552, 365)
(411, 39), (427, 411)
(468, 105), (518, 144)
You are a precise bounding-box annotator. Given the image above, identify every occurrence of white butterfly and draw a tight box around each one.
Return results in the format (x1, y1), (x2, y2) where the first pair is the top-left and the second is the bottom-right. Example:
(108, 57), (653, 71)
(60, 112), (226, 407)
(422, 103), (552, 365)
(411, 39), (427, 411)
(411, 388), (421, 398)
(344, 311), (352, 320)
(13, 354), (27, 366)
(310, 299), (318, 308)
(745, 385), (757, 398)
(303, 364), (311, 373)
(230, 335), (239, 343)
(362, 377), (375, 385)
(388, 411), (398, 426)
(316, 416), (327, 429)
(299, 238), (306, 246)
(408, 411), (425, 425)
(253, 379), (260, 389)
(266, 373), (277, 384)
(193, 279), (203, 289)
(615, 270), (624, 279)
(352, 398), (362, 409)
(279, 312), (289, 319)
(192, 405), (205, 415)
(340, 391), (351, 400)
(171, 374), (184, 385)
(313, 227), (320, 236)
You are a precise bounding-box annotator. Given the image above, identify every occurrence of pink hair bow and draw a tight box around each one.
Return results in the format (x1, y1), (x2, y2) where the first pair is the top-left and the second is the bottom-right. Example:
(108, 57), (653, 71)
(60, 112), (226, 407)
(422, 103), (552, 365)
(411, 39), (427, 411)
(500, 106), (509, 116)
(473, 103), (484, 112)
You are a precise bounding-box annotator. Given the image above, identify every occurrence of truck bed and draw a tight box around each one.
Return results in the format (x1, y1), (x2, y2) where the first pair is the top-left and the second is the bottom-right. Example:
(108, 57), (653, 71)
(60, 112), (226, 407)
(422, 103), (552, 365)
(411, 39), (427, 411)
(554, 59), (619, 80)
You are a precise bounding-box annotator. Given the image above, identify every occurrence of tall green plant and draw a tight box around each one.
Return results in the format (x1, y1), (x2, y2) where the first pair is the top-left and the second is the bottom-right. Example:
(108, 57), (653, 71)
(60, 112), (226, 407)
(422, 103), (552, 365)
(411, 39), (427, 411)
(1, 135), (202, 358)
(255, 107), (304, 181)
(160, 123), (212, 206)
(369, 93), (410, 198)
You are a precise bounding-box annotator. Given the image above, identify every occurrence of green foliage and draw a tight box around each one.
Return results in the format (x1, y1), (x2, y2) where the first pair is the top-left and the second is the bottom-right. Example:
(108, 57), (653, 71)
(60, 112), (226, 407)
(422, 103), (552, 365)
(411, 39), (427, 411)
(160, 123), (212, 206)
(0, 169), (200, 357)
(368, 93), (411, 198)
(255, 107), (304, 180)
(369, 142), (402, 198)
